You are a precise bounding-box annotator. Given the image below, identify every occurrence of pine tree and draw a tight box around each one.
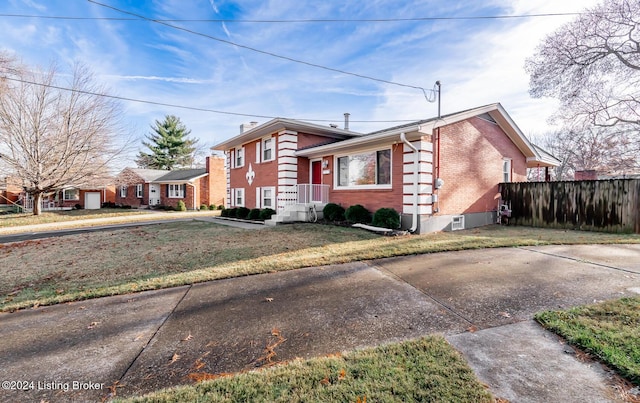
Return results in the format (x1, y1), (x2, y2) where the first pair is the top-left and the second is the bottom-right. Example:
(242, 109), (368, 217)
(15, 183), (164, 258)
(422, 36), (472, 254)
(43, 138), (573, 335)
(136, 115), (198, 170)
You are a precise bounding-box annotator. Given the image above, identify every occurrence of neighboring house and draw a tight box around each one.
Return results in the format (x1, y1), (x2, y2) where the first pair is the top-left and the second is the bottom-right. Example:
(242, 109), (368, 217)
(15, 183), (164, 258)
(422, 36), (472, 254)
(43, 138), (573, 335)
(115, 155), (225, 210)
(213, 103), (560, 233)
(52, 185), (116, 210)
(0, 176), (21, 206)
(574, 170), (640, 180)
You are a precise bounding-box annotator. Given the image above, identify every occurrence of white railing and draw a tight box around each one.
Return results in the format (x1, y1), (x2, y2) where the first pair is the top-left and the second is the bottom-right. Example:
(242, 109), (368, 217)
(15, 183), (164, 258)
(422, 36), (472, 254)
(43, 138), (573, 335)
(277, 184), (329, 210)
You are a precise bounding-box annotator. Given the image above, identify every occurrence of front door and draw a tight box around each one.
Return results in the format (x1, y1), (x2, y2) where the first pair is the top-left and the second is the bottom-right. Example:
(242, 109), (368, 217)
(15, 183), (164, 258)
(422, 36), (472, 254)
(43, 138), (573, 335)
(149, 184), (160, 206)
(311, 160), (322, 202)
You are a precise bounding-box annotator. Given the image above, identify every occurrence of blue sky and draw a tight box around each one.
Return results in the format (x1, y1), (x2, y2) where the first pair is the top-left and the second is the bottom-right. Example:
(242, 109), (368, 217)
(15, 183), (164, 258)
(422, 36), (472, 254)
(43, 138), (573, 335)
(1, 0), (600, 160)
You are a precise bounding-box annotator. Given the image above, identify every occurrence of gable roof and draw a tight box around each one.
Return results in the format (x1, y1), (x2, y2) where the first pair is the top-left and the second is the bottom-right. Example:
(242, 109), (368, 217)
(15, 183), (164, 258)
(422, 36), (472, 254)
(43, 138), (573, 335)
(213, 118), (363, 151)
(296, 103), (560, 168)
(129, 168), (169, 182)
(155, 168), (207, 183)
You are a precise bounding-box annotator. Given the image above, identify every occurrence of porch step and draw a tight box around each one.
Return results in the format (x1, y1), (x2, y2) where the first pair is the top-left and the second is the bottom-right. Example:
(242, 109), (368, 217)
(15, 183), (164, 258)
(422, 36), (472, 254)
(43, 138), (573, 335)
(265, 203), (326, 226)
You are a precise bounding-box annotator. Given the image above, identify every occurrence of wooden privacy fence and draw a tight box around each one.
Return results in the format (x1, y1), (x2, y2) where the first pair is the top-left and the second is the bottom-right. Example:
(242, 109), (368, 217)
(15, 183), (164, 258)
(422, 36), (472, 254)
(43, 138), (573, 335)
(500, 179), (640, 233)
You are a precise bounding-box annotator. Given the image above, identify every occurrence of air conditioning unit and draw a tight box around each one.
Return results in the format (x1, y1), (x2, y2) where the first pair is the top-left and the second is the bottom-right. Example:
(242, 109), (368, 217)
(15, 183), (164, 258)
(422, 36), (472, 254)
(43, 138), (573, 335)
(451, 215), (465, 231)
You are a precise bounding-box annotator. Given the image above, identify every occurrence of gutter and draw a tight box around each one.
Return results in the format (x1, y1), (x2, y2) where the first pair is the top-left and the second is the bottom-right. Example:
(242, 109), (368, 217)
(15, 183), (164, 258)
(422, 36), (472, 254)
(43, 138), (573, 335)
(400, 132), (418, 233)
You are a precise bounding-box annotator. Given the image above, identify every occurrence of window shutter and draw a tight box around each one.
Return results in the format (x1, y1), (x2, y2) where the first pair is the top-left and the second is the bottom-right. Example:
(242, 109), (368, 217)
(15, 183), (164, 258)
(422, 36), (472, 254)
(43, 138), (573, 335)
(166, 185), (169, 197)
(230, 150), (235, 169)
(256, 142), (261, 163)
(256, 187), (261, 208)
(183, 184), (187, 198)
(231, 189), (235, 207)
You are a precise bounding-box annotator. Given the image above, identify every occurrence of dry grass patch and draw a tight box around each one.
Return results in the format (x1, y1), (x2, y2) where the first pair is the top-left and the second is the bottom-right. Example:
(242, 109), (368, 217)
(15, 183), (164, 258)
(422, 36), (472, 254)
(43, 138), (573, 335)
(117, 336), (492, 403)
(0, 208), (149, 227)
(1, 223), (638, 311)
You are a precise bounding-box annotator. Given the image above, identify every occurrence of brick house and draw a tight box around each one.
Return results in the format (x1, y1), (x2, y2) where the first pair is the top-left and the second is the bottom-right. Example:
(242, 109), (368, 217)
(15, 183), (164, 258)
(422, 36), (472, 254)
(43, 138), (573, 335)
(213, 103), (559, 233)
(53, 185), (116, 209)
(115, 156), (225, 210)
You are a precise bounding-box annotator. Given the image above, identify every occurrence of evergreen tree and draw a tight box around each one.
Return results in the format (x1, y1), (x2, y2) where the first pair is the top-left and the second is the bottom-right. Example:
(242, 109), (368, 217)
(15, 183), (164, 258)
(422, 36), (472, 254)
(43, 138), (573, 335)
(136, 115), (198, 170)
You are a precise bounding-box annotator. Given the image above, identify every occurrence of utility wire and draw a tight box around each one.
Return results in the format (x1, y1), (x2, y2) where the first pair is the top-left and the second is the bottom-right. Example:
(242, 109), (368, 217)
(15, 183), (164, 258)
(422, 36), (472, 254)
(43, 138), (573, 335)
(1, 76), (420, 123)
(86, 0), (434, 99)
(0, 12), (585, 22)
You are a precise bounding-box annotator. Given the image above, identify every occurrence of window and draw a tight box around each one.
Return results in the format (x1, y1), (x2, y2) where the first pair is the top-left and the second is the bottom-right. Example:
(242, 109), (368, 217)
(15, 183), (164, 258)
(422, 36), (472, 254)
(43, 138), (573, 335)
(63, 188), (79, 200)
(120, 185), (127, 198)
(262, 187), (274, 208)
(337, 149), (391, 188)
(235, 188), (245, 207)
(503, 159), (512, 182)
(235, 146), (244, 168)
(262, 137), (274, 161)
(136, 184), (143, 198)
(168, 184), (185, 198)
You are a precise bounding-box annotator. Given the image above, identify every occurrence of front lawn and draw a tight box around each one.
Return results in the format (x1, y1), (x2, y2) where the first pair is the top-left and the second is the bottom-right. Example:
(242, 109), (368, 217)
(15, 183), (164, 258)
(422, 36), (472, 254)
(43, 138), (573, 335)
(1, 223), (639, 311)
(0, 208), (149, 227)
(536, 297), (640, 386)
(117, 336), (492, 403)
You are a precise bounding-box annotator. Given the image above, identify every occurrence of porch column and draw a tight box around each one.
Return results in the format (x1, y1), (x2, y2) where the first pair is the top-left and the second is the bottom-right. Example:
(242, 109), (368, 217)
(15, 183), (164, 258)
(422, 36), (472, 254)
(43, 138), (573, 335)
(402, 140), (434, 216)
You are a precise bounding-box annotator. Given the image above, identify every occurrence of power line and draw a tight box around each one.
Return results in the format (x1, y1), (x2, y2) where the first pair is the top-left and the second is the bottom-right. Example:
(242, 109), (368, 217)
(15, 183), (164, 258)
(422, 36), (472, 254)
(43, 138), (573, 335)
(86, 0), (434, 99)
(1, 76), (421, 124)
(0, 12), (585, 23)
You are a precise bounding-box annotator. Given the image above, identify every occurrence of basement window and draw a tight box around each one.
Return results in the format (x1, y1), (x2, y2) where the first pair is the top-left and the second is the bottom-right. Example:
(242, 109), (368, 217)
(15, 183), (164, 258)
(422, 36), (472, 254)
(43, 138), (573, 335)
(451, 215), (465, 231)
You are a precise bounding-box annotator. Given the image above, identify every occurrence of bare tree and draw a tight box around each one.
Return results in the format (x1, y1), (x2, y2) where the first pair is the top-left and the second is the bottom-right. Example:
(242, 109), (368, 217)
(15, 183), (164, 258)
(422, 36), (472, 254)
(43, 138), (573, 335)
(0, 60), (128, 215)
(526, 0), (640, 127)
(534, 122), (640, 180)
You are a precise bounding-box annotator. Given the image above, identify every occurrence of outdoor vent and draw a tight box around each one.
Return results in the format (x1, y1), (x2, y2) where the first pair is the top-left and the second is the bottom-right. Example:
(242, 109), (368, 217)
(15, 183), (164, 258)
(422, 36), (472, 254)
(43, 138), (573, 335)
(451, 215), (465, 231)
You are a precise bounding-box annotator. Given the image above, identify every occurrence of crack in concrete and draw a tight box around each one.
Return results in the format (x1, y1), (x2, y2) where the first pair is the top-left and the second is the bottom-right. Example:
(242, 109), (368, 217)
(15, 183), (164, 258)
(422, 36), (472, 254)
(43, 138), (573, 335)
(518, 247), (639, 275)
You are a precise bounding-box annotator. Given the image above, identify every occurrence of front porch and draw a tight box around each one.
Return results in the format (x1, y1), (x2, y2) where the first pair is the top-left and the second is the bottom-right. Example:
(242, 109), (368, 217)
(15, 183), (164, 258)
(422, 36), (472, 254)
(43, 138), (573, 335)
(267, 184), (329, 225)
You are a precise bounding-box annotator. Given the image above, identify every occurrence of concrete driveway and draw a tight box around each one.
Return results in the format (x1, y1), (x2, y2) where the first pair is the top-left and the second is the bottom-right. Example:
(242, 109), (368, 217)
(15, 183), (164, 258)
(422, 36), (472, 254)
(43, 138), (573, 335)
(0, 245), (638, 402)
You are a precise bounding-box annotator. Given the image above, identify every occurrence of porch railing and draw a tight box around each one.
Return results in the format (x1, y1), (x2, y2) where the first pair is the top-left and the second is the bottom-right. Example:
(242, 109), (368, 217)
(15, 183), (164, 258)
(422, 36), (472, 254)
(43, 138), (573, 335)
(278, 184), (329, 210)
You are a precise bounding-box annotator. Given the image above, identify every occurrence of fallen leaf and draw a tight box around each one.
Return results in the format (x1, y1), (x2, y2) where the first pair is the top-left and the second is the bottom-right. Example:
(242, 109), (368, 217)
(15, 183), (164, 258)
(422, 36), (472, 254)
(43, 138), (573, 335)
(182, 333), (193, 342)
(338, 368), (346, 380)
(320, 377), (330, 386)
(88, 321), (100, 329)
(186, 372), (233, 382)
(499, 312), (511, 318)
(265, 297), (274, 302)
(169, 353), (180, 364)
(467, 325), (478, 333)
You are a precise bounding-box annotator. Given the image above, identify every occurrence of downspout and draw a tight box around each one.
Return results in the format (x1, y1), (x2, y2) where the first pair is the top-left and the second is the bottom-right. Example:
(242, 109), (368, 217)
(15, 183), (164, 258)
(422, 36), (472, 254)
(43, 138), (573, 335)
(400, 132), (419, 233)
(187, 182), (196, 210)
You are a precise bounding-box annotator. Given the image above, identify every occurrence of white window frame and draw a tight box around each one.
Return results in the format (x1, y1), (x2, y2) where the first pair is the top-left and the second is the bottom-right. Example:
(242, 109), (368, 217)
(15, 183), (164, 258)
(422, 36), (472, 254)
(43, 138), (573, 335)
(234, 188), (245, 207)
(261, 186), (275, 209)
(63, 188), (79, 200)
(136, 184), (143, 198)
(262, 137), (274, 162)
(235, 146), (245, 168)
(120, 185), (127, 198)
(334, 147), (392, 190)
(168, 184), (185, 198)
(503, 158), (512, 183)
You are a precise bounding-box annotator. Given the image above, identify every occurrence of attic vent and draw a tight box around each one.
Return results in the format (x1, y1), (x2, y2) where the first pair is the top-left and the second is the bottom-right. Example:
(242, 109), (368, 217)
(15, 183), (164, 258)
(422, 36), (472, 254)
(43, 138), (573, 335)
(478, 113), (496, 124)
(451, 215), (465, 231)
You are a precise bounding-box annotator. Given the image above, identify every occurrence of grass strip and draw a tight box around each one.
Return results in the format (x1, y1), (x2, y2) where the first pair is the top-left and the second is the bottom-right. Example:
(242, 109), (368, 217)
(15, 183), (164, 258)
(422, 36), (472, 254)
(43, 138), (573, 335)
(536, 297), (640, 386)
(117, 336), (492, 403)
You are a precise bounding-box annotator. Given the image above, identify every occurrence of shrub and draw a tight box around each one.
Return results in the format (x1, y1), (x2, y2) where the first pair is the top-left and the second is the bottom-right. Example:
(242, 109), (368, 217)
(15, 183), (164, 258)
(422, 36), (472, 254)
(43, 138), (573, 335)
(217, 204), (225, 210)
(101, 201), (116, 208)
(164, 205), (174, 211)
(259, 208), (276, 220)
(220, 208), (229, 217)
(209, 204), (216, 210)
(345, 204), (371, 224)
(122, 205), (132, 209)
(322, 203), (345, 221)
(248, 208), (261, 220)
(226, 208), (238, 218)
(372, 207), (400, 229)
(200, 204), (208, 211)
(176, 200), (187, 211)
(74, 203), (82, 210)
(236, 207), (250, 219)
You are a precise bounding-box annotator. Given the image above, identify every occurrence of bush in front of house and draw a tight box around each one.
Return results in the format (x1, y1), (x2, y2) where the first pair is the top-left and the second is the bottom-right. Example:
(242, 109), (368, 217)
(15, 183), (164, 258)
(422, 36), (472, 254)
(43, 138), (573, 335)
(372, 207), (400, 229)
(259, 208), (276, 220)
(74, 203), (82, 210)
(217, 204), (225, 210)
(323, 203), (345, 222)
(225, 208), (238, 218)
(236, 207), (250, 219)
(208, 204), (216, 210)
(248, 208), (261, 220)
(176, 200), (187, 211)
(345, 204), (371, 224)
(200, 204), (208, 211)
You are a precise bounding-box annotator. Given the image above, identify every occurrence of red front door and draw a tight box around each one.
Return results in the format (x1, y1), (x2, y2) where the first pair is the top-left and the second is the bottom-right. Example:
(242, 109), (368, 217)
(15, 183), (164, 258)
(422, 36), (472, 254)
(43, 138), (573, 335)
(311, 160), (322, 202)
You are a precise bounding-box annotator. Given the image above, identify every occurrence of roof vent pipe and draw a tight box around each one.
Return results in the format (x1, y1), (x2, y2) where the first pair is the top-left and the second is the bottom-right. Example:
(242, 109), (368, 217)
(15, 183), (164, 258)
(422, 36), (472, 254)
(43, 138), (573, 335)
(344, 113), (350, 131)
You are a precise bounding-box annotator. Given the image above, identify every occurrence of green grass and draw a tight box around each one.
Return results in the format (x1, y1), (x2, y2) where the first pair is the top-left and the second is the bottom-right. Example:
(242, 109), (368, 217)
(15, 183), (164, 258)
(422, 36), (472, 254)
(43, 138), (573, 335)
(536, 297), (640, 386)
(1, 223), (639, 312)
(117, 336), (492, 403)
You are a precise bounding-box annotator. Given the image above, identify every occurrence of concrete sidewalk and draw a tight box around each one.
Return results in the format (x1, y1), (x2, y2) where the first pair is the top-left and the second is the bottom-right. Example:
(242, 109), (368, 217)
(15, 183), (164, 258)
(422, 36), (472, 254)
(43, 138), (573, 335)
(1, 245), (639, 402)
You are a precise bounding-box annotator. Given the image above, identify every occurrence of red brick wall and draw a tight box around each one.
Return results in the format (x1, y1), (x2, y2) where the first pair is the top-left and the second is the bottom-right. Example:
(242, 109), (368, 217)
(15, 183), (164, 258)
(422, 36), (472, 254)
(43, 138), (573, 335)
(574, 170), (598, 180)
(324, 144), (404, 213)
(437, 117), (527, 215)
(115, 184), (146, 207)
(228, 137), (279, 208)
(204, 156), (226, 207)
(159, 184), (196, 209)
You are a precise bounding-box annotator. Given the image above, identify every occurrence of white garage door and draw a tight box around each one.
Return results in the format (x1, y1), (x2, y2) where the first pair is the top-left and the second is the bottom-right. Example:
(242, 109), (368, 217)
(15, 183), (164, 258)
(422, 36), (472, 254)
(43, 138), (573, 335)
(84, 192), (101, 210)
